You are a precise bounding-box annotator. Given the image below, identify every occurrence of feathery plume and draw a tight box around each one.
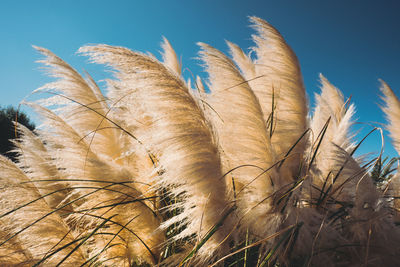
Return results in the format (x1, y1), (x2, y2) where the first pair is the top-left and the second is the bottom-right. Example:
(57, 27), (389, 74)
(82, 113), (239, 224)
(25, 102), (163, 265)
(0, 155), (87, 265)
(33, 46), (123, 162)
(79, 44), (233, 261)
(2, 16), (399, 266)
(380, 80), (400, 219)
(11, 123), (71, 217)
(226, 41), (256, 79)
(0, 224), (33, 265)
(198, 42), (280, 238)
(249, 16), (308, 184)
(309, 75), (357, 200)
(161, 37), (181, 76)
(380, 80), (400, 154)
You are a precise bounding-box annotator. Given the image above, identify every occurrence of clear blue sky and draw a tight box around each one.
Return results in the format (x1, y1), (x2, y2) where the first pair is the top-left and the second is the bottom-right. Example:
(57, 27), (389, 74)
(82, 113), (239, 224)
(1, 0), (399, 159)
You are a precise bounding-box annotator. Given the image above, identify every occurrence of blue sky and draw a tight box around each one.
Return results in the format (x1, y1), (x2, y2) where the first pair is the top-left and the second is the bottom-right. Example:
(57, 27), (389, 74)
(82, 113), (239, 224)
(1, 0), (399, 159)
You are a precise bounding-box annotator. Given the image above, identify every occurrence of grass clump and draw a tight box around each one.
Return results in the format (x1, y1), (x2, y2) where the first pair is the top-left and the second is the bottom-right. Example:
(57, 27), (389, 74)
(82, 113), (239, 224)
(1, 17), (400, 266)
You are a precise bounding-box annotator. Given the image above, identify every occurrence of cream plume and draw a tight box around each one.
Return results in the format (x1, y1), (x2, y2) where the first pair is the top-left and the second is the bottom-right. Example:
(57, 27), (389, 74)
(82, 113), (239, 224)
(249, 16), (308, 184)
(309, 74), (357, 199)
(198, 42), (280, 237)
(11, 123), (71, 217)
(380, 80), (400, 219)
(24, 102), (163, 265)
(227, 41), (256, 79)
(79, 44), (233, 260)
(380, 80), (400, 155)
(0, 155), (86, 265)
(161, 37), (181, 76)
(33, 46), (123, 163)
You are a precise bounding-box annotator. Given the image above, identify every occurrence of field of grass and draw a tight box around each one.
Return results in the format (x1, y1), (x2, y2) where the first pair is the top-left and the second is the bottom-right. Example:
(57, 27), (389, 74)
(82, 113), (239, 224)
(1, 17), (400, 266)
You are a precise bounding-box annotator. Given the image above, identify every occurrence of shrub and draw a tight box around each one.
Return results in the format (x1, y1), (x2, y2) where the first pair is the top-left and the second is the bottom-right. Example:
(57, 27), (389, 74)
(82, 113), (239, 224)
(0, 106), (35, 161)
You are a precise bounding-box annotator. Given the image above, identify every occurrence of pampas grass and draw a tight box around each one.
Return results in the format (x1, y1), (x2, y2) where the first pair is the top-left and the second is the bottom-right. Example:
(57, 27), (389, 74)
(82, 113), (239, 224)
(1, 16), (400, 266)
(309, 74), (358, 202)
(78, 43), (234, 263)
(198, 42), (278, 240)
(380, 81), (400, 222)
(247, 17), (308, 186)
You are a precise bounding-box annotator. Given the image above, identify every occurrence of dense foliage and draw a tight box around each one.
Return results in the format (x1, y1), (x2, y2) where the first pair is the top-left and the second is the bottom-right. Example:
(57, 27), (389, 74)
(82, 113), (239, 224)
(0, 106), (35, 161)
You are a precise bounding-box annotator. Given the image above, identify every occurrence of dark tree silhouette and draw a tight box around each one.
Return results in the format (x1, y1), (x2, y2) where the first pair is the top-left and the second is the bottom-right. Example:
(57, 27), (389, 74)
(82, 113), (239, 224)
(0, 106), (35, 161)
